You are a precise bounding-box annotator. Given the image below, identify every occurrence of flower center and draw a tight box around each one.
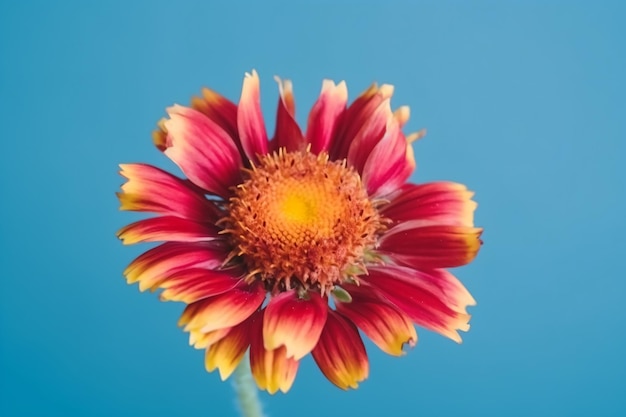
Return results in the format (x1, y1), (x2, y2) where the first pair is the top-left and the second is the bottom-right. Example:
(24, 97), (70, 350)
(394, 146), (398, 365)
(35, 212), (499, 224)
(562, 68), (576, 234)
(224, 150), (384, 294)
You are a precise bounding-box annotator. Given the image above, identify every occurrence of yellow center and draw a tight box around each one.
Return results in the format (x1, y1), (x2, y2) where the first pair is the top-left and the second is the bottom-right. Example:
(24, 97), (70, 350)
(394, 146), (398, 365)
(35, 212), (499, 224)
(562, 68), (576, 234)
(224, 150), (384, 294)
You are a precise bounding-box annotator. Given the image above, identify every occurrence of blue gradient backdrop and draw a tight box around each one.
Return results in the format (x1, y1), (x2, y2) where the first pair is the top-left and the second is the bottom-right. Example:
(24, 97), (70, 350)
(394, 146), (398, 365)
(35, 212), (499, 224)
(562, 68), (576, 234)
(1, 1), (624, 416)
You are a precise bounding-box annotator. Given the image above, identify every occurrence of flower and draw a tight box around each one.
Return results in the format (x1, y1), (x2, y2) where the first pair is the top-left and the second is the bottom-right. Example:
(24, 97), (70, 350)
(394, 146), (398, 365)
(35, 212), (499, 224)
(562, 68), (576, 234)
(117, 70), (482, 394)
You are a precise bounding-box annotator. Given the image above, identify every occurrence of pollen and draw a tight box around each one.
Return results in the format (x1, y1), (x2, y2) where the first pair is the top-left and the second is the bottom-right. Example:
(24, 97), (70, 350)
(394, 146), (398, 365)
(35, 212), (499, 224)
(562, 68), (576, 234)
(223, 149), (385, 295)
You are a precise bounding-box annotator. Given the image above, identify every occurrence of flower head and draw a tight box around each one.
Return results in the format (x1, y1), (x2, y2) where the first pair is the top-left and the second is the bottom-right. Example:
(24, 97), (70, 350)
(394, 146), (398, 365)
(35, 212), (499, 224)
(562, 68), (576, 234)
(117, 70), (482, 393)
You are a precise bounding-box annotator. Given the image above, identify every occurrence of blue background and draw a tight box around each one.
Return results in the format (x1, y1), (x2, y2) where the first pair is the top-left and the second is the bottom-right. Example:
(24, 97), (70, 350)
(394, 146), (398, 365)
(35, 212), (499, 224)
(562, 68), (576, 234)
(1, 1), (624, 416)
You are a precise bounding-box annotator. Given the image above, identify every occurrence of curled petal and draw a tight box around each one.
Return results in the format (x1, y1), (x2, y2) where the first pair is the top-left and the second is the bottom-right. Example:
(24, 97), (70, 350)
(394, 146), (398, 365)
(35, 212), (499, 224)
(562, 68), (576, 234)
(117, 216), (219, 245)
(117, 164), (220, 222)
(364, 266), (475, 342)
(158, 267), (243, 304)
(237, 70), (269, 162)
(205, 317), (252, 380)
(379, 222), (483, 268)
(263, 290), (328, 360)
(346, 99), (392, 174)
(162, 105), (242, 197)
(311, 311), (369, 390)
(335, 285), (416, 356)
(306, 80), (348, 154)
(250, 310), (300, 394)
(274, 77), (305, 152)
(329, 83), (394, 160)
(123, 242), (228, 291)
(361, 119), (412, 197)
(178, 282), (265, 333)
(382, 182), (478, 227)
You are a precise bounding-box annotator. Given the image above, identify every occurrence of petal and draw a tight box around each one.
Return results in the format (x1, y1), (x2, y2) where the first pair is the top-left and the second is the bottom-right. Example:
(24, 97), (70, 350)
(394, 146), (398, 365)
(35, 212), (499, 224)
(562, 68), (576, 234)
(123, 242), (229, 291)
(306, 80), (348, 154)
(162, 105), (243, 197)
(117, 164), (220, 222)
(178, 282), (266, 333)
(382, 182), (478, 227)
(346, 99), (393, 174)
(263, 290), (328, 360)
(361, 118), (412, 197)
(117, 216), (219, 245)
(393, 105), (410, 127)
(188, 328), (231, 350)
(250, 310), (300, 394)
(205, 317), (252, 380)
(311, 310), (369, 390)
(335, 285), (417, 356)
(364, 266), (475, 342)
(237, 70), (269, 162)
(379, 222), (483, 268)
(273, 76), (305, 152)
(190, 88), (240, 145)
(158, 267), (244, 304)
(329, 83), (394, 161)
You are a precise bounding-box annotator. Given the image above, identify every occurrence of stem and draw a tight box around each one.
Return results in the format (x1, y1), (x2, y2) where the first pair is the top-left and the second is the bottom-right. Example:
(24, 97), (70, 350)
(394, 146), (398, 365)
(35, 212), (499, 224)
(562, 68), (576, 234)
(233, 352), (265, 417)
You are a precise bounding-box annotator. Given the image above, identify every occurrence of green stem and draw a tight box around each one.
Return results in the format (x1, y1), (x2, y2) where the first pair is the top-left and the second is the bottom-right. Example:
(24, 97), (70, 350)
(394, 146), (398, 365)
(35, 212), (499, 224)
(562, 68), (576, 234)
(233, 352), (265, 417)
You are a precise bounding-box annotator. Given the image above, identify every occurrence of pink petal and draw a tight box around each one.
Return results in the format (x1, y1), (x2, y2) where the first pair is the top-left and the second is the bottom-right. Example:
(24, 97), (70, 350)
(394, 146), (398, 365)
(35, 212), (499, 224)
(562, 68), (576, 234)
(306, 80), (348, 154)
(311, 310), (369, 390)
(163, 105), (243, 198)
(273, 77), (305, 152)
(379, 222), (483, 269)
(263, 290), (328, 360)
(361, 118), (412, 197)
(329, 84), (394, 161)
(335, 284), (417, 356)
(123, 242), (229, 291)
(178, 282), (265, 333)
(117, 164), (221, 222)
(364, 266), (475, 342)
(117, 216), (219, 245)
(237, 70), (269, 162)
(382, 182), (478, 227)
(346, 99), (392, 174)
(190, 87), (247, 161)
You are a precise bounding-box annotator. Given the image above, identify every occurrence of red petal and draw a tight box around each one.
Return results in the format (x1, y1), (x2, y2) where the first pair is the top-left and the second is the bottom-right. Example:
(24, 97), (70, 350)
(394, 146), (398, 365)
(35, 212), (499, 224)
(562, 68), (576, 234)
(311, 310), (369, 390)
(329, 84), (394, 161)
(361, 118), (411, 197)
(250, 310), (300, 394)
(190, 87), (244, 156)
(263, 290), (328, 360)
(117, 216), (219, 245)
(205, 317), (252, 380)
(159, 267), (244, 304)
(237, 70), (269, 162)
(178, 282), (265, 333)
(379, 222), (483, 268)
(306, 80), (347, 154)
(123, 242), (229, 291)
(117, 164), (221, 222)
(162, 105), (243, 198)
(273, 77), (305, 152)
(335, 285), (417, 356)
(382, 182), (477, 227)
(364, 266), (475, 342)
(346, 99), (392, 174)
